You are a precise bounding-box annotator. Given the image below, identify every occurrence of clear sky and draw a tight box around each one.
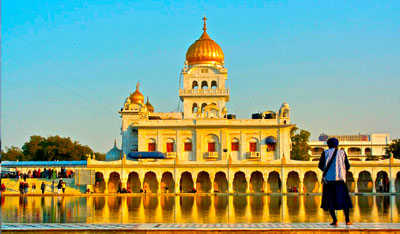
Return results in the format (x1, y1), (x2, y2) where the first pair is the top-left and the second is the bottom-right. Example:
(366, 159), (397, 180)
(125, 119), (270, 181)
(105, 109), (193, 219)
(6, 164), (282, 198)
(2, 1), (400, 153)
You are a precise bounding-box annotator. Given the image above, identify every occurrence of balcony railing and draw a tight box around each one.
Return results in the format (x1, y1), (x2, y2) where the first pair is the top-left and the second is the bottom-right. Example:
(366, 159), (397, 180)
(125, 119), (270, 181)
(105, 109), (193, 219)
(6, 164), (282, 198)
(165, 152), (176, 159)
(204, 152), (219, 160)
(179, 88), (229, 95)
(247, 151), (260, 160)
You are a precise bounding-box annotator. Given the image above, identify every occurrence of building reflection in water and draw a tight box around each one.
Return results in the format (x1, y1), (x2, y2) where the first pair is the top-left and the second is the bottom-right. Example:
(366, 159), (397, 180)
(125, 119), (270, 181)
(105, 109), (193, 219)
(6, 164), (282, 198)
(1, 195), (399, 224)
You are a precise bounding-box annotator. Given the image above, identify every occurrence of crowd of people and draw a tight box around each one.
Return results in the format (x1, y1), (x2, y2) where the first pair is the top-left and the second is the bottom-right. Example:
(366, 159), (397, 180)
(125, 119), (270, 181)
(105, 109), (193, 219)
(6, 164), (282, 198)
(17, 179), (67, 194)
(1, 167), (74, 180)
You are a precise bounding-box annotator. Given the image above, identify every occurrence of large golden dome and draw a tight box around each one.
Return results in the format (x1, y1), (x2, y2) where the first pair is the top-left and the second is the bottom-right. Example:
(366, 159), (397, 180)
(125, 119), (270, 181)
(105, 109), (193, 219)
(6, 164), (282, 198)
(186, 17), (224, 66)
(129, 83), (144, 104)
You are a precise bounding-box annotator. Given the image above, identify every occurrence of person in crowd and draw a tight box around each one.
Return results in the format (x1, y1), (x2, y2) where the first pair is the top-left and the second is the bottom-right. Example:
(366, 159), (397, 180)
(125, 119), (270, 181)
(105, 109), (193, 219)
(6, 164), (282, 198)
(1, 183), (6, 193)
(319, 138), (353, 226)
(24, 182), (29, 194)
(41, 182), (46, 194)
(51, 181), (55, 193)
(37, 169), (41, 178)
(62, 181), (66, 194)
(19, 182), (24, 194)
(23, 173), (27, 182)
(57, 180), (62, 194)
(52, 169), (57, 180)
(32, 183), (36, 193)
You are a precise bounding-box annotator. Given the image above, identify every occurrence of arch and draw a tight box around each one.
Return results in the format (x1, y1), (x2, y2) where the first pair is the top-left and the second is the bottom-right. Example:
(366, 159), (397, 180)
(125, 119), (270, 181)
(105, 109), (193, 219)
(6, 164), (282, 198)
(265, 136), (277, 152)
(311, 147), (324, 156)
(233, 171), (247, 193)
(192, 81), (198, 89)
(365, 148), (371, 156)
(248, 137), (259, 152)
(346, 171), (355, 192)
(376, 171), (389, 193)
(108, 172), (121, 193)
(250, 171), (264, 192)
(211, 80), (217, 89)
(192, 103), (198, 113)
(143, 171), (158, 193)
(214, 171), (228, 193)
(127, 172), (141, 193)
(161, 172), (175, 193)
(201, 81), (208, 89)
(165, 138), (175, 153)
(201, 103), (207, 112)
(196, 171), (211, 192)
(94, 172), (105, 193)
(395, 172), (400, 193)
(304, 171), (319, 193)
(180, 172), (194, 193)
(267, 171), (281, 193)
(286, 171), (300, 192)
(348, 147), (362, 156)
(358, 171), (373, 192)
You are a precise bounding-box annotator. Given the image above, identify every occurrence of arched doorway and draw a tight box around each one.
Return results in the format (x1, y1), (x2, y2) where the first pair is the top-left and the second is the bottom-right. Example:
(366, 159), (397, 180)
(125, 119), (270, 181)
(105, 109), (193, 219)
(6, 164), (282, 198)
(395, 172), (400, 193)
(376, 171), (389, 193)
(127, 172), (141, 193)
(214, 171), (228, 193)
(304, 171), (319, 193)
(233, 171), (247, 193)
(358, 171), (373, 192)
(267, 171), (281, 193)
(250, 171), (264, 192)
(161, 172), (175, 193)
(196, 171), (211, 192)
(346, 171), (355, 193)
(143, 171), (158, 193)
(108, 172), (121, 193)
(286, 171), (300, 192)
(94, 172), (105, 193)
(180, 172), (193, 193)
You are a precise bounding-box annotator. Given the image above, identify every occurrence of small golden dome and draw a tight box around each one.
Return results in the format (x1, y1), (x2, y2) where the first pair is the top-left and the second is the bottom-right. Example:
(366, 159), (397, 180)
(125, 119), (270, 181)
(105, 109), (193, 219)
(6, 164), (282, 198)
(186, 17), (224, 66)
(129, 83), (144, 104)
(145, 96), (154, 113)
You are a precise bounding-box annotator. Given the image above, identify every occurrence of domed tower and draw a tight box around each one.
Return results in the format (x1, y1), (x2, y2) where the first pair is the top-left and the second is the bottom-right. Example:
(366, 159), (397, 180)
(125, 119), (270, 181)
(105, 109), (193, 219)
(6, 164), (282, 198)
(145, 96), (154, 113)
(180, 17), (229, 119)
(105, 140), (122, 161)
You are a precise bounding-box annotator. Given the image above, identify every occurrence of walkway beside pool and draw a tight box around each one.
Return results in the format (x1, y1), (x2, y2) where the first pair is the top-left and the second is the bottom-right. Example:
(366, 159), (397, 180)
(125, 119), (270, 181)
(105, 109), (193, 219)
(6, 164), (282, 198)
(3, 223), (400, 233)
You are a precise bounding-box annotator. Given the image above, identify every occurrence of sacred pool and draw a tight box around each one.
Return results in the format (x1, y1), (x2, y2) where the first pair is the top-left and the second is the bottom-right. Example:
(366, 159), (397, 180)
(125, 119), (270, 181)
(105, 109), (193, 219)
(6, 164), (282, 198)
(2, 194), (399, 224)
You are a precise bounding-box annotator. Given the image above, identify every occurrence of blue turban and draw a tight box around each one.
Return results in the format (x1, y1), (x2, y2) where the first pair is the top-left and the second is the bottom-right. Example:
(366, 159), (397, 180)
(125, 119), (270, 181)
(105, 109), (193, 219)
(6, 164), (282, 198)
(327, 138), (339, 148)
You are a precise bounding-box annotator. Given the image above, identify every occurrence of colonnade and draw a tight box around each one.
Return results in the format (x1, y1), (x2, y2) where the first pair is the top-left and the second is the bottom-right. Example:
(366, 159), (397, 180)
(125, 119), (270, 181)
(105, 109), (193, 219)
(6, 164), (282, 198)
(92, 169), (400, 194)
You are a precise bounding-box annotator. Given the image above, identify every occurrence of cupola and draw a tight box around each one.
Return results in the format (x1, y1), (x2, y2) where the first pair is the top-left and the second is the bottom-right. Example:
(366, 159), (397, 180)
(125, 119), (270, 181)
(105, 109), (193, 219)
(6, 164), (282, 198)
(129, 83), (144, 104)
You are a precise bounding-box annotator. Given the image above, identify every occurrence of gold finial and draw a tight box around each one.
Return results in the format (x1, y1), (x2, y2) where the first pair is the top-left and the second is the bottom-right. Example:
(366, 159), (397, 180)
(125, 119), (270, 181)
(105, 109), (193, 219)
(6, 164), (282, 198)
(202, 16), (207, 32)
(147, 96), (149, 102)
(136, 82), (140, 90)
(114, 139), (116, 146)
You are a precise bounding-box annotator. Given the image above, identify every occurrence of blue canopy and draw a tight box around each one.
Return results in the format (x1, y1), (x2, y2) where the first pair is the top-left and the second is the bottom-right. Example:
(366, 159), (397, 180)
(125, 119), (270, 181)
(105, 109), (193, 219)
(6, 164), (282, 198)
(1, 161), (87, 168)
(265, 136), (277, 144)
(127, 151), (166, 159)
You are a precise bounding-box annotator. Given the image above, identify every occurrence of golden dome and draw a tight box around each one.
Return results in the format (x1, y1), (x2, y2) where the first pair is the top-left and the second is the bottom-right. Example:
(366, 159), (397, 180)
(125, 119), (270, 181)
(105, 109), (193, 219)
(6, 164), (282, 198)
(129, 83), (144, 104)
(145, 96), (154, 113)
(186, 17), (224, 66)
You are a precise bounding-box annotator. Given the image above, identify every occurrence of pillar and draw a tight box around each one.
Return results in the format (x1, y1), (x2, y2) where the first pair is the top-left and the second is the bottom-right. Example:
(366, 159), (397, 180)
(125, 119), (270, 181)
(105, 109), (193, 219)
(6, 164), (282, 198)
(175, 174), (181, 193)
(246, 174), (251, 193)
(228, 181), (233, 193)
(353, 177), (358, 193)
(104, 174), (110, 194)
(281, 173), (287, 193)
(372, 174), (377, 193)
(121, 176), (128, 190)
(193, 175), (198, 192)
(390, 177), (396, 193)
(299, 176), (304, 193)
(210, 174), (215, 193)
(138, 173), (144, 192)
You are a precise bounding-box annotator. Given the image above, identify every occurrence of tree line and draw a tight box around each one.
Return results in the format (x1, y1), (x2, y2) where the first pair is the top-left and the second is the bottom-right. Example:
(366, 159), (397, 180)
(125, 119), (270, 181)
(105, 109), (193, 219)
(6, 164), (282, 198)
(1, 135), (105, 161)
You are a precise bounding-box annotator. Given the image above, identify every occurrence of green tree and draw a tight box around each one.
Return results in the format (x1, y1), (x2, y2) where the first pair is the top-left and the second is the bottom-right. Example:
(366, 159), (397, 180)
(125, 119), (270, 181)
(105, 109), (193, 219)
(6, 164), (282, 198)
(94, 152), (106, 161)
(1, 146), (24, 161)
(21, 135), (94, 161)
(386, 138), (400, 159)
(290, 127), (311, 161)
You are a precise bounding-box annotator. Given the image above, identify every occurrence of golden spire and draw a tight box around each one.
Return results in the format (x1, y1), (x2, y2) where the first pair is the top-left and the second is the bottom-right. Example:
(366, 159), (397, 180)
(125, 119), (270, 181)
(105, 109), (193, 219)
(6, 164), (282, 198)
(203, 16), (207, 32)
(146, 96), (154, 113)
(185, 17), (224, 66)
(129, 82), (144, 104)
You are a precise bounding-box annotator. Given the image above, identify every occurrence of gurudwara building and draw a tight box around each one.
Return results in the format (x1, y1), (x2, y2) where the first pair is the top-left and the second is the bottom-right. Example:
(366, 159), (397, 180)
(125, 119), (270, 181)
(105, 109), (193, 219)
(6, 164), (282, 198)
(87, 18), (400, 194)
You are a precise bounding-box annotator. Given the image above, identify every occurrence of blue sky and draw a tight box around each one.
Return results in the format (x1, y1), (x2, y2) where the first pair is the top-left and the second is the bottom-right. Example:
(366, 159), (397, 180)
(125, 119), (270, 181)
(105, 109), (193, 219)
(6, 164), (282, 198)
(2, 1), (400, 153)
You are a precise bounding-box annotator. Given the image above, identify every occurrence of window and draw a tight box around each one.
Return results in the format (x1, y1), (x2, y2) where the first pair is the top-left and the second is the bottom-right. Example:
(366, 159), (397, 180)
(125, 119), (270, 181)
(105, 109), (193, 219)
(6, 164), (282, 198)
(148, 143), (156, 152)
(201, 68), (208, 73)
(231, 142), (239, 151)
(249, 142), (257, 152)
(208, 142), (216, 152)
(166, 143), (174, 152)
(184, 142), (192, 151)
